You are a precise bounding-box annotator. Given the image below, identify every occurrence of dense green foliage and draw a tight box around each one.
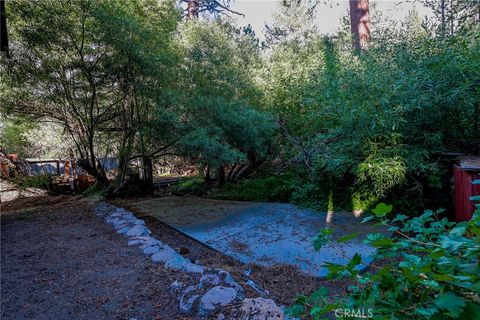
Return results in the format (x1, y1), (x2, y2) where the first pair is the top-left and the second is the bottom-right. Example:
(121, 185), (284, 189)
(289, 200), (480, 319)
(256, 10), (480, 212)
(0, 0), (274, 192)
(14, 174), (52, 190)
(0, 117), (35, 157)
(171, 176), (205, 195)
(1, 0), (478, 205)
(211, 173), (298, 202)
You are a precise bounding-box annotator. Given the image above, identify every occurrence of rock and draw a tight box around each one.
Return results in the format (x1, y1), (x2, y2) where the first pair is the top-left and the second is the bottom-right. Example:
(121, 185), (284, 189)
(181, 285), (197, 296)
(239, 298), (284, 320)
(199, 274), (221, 288)
(217, 270), (243, 292)
(129, 236), (152, 241)
(170, 280), (182, 292)
(117, 226), (130, 234)
(199, 286), (238, 315)
(114, 223), (127, 230)
(143, 245), (161, 255)
(151, 247), (179, 263)
(106, 217), (119, 224)
(182, 263), (205, 274)
(144, 238), (160, 246)
(217, 314), (225, 320)
(245, 279), (267, 296)
(128, 239), (145, 246)
(165, 256), (189, 270)
(180, 294), (200, 313)
(126, 225), (150, 237)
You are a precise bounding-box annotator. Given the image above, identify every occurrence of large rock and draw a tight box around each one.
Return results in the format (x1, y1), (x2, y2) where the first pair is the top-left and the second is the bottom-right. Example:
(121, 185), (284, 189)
(199, 273), (221, 288)
(151, 247), (179, 263)
(126, 225), (150, 237)
(127, 239), (145, 246)
(117, 226), (130, 234)
(165, 256), (189, 270)
(239, 298), (284, 320)
(112, 219), (126, 226)
(182, 262), (205, 274)
(199, 286), (238, 315)
(143, 245), (161, 255)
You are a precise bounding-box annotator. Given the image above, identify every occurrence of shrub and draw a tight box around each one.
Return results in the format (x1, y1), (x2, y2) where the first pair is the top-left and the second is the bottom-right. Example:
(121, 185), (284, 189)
(82, 183), (108, 197)
(171, 176), (205, 196)
(14, 174), (52, 190)
(289, 200), (480, 319)
(211, 173), (300, 202)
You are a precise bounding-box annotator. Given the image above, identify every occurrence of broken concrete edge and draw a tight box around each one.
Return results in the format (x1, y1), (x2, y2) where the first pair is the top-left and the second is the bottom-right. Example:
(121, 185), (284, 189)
(92, 200), (288, 319)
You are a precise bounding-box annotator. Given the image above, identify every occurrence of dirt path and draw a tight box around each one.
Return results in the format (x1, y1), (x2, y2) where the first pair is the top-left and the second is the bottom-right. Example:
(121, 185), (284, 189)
(1, 195), (197, 320)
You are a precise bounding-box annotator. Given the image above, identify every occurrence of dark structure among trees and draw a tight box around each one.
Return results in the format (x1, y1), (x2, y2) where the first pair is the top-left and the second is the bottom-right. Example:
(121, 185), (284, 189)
(0, 0), (8, 56)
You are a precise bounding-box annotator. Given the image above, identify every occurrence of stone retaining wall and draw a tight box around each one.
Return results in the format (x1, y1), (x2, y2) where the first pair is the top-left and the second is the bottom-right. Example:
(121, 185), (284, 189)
(93, 201), (286, 319)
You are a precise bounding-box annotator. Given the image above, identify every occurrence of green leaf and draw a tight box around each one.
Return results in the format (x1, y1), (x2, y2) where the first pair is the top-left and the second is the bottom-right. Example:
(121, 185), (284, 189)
(313, 228), (333, 251)
(338, 232), (359, 243)
(372, 202), (393, 217)
(415, 306), (438, 316)
(439, 235), (466, 250)
(434, 292), (466, 317)
(347, 253), (362, 270)
(361, 215), (375, 223)
(366, 233), (394, 247)
(459, 301), (480, 320)
(392, 214), (408, 222)
(286, 304), (305, 316)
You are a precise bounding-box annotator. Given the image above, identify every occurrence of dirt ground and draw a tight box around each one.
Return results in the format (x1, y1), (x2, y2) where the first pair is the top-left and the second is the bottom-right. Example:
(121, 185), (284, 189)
(1, 195), (198, 320)
(1, 194), (349, 320)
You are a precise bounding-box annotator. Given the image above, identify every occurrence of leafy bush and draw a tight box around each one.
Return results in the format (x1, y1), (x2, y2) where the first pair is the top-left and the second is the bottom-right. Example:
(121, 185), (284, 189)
(171, 177), (205, 196)
(14, 174), (52, 190)
(289, 201), (480, 319)
(211, 173), (299, 202)
(263, 22), (480, 212)
(82, 183), (109, 197)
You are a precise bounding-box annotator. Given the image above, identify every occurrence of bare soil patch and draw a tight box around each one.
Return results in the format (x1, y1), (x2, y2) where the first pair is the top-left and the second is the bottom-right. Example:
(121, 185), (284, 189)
(1, 195), (199, 320)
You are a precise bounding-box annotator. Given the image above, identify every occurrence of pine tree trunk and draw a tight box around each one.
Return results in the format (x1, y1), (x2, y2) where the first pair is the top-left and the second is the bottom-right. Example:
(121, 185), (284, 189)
(187, 0), (199, 19)
(349, 0), (370, 52)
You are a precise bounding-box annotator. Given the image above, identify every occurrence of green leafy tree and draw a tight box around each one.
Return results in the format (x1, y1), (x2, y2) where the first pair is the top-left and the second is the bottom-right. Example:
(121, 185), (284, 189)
(175, 20), (275, 184)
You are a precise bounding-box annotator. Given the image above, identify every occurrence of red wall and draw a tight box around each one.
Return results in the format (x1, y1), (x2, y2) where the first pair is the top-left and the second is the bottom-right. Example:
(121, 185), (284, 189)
(454, 165), (480, 222)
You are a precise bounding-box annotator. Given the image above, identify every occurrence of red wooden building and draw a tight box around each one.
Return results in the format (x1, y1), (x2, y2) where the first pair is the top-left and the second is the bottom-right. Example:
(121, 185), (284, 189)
(454, 157), (480, 222)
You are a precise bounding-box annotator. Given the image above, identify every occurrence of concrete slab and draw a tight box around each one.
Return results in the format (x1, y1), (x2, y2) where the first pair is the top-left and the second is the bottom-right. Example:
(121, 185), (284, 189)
(128, 196), (389, 277)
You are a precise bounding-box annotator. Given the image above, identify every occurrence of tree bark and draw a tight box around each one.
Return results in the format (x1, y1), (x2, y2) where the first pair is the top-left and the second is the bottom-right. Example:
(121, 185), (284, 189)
(349, 0), (370, 52)
(217, 165), (225, 186)
(187, 0), (199, 19)
(143, 157), (153, 194)
(205, 165), (211, 184)
(0, 0), (8, 56)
